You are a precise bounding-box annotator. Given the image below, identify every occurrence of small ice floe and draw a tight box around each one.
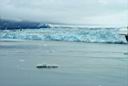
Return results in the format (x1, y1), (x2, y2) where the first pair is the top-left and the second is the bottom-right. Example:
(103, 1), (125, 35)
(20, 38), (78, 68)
(43, 44), (48, 47)
(36, 64), (58, 69)
(19, 59), (25, 62)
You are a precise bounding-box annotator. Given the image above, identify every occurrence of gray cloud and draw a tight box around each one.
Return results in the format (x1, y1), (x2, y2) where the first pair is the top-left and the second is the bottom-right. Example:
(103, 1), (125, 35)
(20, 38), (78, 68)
(0, 0), (127, 26)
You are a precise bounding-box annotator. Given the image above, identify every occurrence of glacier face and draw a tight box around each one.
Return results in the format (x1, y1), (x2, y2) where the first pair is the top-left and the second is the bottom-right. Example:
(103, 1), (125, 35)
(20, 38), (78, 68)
(0, 27), (127, 44)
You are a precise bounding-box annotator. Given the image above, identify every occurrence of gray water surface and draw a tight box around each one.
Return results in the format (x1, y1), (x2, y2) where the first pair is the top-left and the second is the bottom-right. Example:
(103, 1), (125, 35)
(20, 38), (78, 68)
(0, 40), (128, 86)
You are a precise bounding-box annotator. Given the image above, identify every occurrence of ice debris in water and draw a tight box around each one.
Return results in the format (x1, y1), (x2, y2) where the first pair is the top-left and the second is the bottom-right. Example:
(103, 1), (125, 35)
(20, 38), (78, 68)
(36, 64), (58, 69)
(19, 59), (25, 62)
(43, 44), (48, 47)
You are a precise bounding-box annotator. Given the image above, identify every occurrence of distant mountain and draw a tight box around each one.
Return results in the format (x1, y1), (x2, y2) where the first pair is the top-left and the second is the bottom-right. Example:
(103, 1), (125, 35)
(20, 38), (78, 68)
(0, 19), (51, 30)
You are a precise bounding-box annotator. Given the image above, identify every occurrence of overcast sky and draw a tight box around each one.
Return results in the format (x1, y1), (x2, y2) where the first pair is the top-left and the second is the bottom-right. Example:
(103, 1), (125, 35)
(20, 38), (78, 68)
(0, 0), (128, 26)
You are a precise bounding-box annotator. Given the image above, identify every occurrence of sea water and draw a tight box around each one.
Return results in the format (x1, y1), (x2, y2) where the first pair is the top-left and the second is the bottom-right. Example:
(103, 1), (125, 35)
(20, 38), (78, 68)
(0, 41), (128, 86)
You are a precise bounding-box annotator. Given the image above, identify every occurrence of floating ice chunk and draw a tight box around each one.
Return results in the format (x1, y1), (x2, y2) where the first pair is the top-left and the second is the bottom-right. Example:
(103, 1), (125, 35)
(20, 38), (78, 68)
(43, 44), (48, 47)
(36, 64), (58, 69)
(19, 59), (25, 62)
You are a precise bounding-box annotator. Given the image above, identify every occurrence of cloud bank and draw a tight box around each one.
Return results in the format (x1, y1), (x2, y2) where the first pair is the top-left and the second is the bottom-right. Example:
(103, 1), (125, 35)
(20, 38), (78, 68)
(0, 0), (127, 26)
